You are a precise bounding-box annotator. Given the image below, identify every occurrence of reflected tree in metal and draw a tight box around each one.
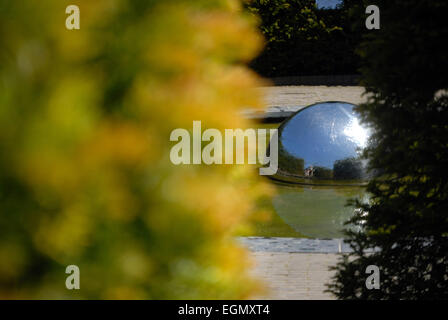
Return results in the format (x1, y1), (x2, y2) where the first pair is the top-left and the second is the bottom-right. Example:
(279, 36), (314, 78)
(276, 102), (372, 185)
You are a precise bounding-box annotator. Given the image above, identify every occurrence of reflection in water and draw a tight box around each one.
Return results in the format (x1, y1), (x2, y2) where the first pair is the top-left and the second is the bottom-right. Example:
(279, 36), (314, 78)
(276, 102), (372, 183)
(272, 185), (367, 238)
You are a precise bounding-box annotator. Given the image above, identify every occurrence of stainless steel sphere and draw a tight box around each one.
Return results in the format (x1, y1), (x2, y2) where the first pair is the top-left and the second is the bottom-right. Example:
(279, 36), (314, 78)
(275, 101), (372, 186)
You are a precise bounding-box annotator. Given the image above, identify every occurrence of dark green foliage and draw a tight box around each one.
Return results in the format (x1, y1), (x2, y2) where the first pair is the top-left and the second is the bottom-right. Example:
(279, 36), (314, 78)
(328, 0), (448, 299)
(333, 157), (363, 180)
(313, 166), (333, 179)
(278, 141), (305, 175)
(245, 0), (361, 77)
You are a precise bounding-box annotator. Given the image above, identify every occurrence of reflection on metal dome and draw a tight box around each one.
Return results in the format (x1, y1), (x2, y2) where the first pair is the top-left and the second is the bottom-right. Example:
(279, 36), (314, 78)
(275, 102), (372, 186)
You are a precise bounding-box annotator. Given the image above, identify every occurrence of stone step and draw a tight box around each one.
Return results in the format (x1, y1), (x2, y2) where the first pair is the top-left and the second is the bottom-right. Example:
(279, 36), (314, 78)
(238, 236), (353, 253)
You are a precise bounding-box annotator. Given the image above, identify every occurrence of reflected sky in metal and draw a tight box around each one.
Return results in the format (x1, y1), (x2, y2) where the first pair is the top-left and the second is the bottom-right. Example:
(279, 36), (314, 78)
(278, 102), (371, 181)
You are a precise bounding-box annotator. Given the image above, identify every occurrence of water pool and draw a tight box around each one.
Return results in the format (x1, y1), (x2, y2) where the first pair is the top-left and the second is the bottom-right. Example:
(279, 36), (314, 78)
(272, 184), (365, 238)
(241, 182), (365, 239)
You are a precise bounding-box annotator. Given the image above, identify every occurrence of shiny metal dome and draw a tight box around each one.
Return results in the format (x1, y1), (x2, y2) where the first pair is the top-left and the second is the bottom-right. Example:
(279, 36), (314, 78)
(275, 102), (372, 186)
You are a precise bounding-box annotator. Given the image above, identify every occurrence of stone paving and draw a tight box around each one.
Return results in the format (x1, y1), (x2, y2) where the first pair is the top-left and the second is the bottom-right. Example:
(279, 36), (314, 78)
(239, 237), (351, 300)
(250, 251), (339, 300)
(239, 237), (352, 253)
(259, 85), (367, 108)
(243, 85), (367, 120)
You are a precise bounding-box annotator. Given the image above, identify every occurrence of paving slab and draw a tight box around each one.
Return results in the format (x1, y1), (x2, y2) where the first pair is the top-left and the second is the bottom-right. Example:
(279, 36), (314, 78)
(238, 237), (352, 253)
(259, 85), (367, 108)
(249, 252), (339, 300)
(243, 85), (368, 120)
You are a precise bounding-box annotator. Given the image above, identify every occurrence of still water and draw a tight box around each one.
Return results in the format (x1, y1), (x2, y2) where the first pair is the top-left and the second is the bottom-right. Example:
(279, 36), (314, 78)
(271, 184), (364, 238)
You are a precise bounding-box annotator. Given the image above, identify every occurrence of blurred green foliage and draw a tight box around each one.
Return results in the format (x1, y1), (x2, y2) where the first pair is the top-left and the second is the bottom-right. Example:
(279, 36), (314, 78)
(328, 0), (448, 299)
(0, 0), (273, 299)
